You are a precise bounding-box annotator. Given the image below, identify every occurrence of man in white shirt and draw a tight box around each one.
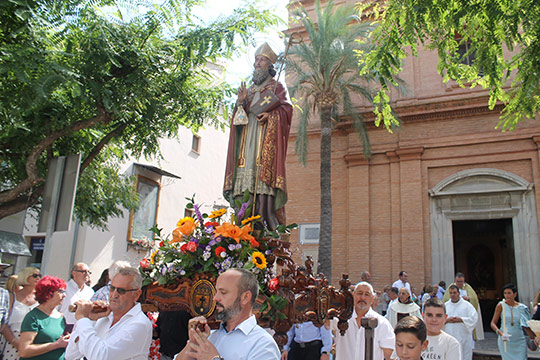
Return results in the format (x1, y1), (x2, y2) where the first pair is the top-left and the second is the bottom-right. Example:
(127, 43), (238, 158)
(90, 261), (130, 303)
(65, 265), (152, 360)
(444, 285), (478, 360)
(60, 262), (95, 330)
(175, 268), (280, 360)
(392, 271), (412, 295)
(422, 297), (461, 360)
(326, 282), (395, 360)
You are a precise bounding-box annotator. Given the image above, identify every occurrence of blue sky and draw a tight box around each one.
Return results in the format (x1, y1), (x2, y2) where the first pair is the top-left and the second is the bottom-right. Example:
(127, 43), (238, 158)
(192, 0), (290, 85)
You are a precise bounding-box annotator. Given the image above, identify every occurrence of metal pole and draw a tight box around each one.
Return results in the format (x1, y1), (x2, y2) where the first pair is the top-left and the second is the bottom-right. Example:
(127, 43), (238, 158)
(41, 156), (66, 274)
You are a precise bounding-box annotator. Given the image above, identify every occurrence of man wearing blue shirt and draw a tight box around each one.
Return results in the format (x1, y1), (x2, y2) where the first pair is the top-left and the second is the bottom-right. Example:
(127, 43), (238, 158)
(281, 321), (331, 360)
(175, 268), (280, 360)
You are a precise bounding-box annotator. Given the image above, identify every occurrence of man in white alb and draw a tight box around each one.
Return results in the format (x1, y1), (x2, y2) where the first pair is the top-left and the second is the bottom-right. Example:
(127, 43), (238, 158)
(444, 285), (477, 360)
(326, 282), (395, 360)
(65, 265), (152, 360)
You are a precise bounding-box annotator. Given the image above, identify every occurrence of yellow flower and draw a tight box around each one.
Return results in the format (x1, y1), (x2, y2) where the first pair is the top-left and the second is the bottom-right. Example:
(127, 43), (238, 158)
(251, 251), (267, 269)
(241, 215), (261, 225)
(209, 208), (227, 219)
(150, 250), (159, 264)
(177, 217), (196, 236)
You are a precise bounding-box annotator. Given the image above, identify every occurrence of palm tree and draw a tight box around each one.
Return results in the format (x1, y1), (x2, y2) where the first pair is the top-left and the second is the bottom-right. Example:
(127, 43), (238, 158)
(287, 0), (388, 280)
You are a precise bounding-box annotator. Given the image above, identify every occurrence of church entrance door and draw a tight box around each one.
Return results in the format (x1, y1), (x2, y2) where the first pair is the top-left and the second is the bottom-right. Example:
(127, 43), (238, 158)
(452, 219), (517, 332)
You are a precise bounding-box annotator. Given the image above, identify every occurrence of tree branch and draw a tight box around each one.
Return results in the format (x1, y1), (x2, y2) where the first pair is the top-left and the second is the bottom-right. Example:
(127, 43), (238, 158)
(0, 106), (111, 205)
(0, 184), (44, 220)
(80, 122), (128, 171)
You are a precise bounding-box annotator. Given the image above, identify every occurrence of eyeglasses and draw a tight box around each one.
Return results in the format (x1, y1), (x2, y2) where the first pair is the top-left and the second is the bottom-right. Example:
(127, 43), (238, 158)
(56, 289), (66, 294)
(74, 270), (92, 275)
(109, 285), (138, 295)
(31, 273), (42, 279)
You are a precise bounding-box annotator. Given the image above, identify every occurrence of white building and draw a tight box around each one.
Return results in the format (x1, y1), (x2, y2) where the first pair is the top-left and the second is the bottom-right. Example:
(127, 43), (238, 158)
(1, 120), (230, 284)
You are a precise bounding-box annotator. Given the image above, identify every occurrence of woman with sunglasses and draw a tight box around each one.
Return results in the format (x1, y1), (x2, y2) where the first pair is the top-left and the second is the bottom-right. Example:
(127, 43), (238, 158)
(0, 267), (40, 360)
(19, 276), (69, 360)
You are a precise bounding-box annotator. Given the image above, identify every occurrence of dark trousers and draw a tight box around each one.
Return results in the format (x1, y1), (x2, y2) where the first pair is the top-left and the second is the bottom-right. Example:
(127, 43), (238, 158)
(288, 340), (323, 360)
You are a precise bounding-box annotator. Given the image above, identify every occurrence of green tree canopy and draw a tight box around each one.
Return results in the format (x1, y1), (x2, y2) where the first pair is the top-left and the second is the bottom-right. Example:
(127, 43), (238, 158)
(0, 0), (278, 227)
(362, 0), (540, 130)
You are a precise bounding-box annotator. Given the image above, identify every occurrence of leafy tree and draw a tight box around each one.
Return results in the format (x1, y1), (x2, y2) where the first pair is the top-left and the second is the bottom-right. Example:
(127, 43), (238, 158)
(362, 0), (540, 130)
(287, 0), (400, 279)
(0, 0), (278, 226)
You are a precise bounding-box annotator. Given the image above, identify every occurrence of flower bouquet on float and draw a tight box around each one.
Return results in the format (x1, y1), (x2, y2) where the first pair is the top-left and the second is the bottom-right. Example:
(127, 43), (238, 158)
(138, 194), (297, 336)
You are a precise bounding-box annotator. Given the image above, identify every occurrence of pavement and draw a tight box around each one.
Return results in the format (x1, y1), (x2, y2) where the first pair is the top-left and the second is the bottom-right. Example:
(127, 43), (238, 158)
(474, 332), (540, 359)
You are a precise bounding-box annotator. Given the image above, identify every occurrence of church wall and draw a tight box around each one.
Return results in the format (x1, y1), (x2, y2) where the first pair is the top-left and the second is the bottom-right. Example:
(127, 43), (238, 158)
(286, 0), (540, 296)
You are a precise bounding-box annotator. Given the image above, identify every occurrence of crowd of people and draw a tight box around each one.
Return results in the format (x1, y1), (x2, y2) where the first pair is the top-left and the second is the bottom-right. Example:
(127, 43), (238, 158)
(1, 262), (540, 360)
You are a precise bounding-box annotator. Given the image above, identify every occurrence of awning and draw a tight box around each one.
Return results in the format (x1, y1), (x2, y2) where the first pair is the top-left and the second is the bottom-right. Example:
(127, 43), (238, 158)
(134, 163), (181, 179)
(0, 230), (31, 256)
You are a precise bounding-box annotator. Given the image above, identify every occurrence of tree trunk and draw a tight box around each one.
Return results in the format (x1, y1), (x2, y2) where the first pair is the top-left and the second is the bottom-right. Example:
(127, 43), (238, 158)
(318, 107), (333, 280)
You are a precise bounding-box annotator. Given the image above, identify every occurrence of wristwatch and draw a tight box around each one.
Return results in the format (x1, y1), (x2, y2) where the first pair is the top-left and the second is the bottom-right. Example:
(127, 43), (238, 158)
(212, 357), (224, 360)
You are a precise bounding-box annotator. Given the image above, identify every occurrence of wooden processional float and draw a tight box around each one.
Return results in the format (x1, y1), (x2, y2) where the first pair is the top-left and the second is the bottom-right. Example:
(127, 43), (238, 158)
(140, 238), (355, 348)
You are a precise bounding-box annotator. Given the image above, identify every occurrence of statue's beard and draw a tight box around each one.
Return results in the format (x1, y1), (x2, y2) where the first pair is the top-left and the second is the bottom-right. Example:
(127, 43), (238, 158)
(252, 68), (270, 85)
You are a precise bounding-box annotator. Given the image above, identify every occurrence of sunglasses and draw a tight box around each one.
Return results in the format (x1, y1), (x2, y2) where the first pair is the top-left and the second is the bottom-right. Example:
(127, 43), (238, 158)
(74, 270), (92, 275)
(31, 273), (42, 279)
(110, 285), (138, 295)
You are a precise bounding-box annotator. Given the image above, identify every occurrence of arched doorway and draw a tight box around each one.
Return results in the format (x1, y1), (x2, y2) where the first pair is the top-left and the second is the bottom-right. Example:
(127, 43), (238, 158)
(429, 168), (540, 312)
(452, 218), (516, 330)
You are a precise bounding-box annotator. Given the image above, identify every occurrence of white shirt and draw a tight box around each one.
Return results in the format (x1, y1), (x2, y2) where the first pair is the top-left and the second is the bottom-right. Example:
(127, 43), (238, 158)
(422, 331), (462, 360)
(60, 279), (94, 325)
(444, 298), (477, 360)
(65, 303), (152, 360)
(201, 315), (280, 360)
(391, 279), (411, 295)
(330, 308), (395, 360)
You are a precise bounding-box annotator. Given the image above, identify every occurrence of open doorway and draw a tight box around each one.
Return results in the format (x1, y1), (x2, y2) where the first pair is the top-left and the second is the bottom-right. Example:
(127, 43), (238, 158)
(452, 219), (517, 332)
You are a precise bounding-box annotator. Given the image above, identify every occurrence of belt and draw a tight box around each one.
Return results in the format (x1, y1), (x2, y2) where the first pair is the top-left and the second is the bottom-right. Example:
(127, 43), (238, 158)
(296, 340), (322, 348)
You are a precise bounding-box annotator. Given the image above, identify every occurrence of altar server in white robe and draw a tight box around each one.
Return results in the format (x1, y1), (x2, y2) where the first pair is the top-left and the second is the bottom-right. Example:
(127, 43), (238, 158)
(444, 285), (478, 360)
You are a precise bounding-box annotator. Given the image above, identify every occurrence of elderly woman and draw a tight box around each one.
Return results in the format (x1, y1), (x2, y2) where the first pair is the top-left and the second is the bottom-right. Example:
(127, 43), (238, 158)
(18, 275), (69, 360)
(0, 267), (40, 360)
(386, 287), (422, 328)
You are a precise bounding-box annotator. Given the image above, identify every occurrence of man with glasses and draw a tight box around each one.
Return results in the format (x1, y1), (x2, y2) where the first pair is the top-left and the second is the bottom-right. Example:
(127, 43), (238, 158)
(59, 262), (95, 330)
(65, 265), (152, 360)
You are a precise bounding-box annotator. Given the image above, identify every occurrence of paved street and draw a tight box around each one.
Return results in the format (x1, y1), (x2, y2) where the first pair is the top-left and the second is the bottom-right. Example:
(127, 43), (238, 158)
(474, 332), (540, 359)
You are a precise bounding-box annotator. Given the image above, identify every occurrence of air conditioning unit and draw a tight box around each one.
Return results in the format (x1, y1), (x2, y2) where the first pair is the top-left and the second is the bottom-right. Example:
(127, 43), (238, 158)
(299, 223), (320, 244)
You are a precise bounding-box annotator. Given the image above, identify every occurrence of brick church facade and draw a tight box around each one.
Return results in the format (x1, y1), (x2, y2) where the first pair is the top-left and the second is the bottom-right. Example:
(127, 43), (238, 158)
(284, 0), (540, 313)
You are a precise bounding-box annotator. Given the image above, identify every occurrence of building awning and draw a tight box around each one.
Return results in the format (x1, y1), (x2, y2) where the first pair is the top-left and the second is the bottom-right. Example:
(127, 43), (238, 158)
(0, 230), (31, 256)
(134, 163), (181, 179)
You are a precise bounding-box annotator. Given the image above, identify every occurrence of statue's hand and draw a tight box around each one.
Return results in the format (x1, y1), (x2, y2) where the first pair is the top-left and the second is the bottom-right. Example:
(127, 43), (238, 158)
(257, 112), (269, 125)
(237, 81), (248, 105)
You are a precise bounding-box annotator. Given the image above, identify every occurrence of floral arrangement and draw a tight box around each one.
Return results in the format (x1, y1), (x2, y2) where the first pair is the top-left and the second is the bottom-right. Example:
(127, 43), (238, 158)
(139, 196), (296, 320)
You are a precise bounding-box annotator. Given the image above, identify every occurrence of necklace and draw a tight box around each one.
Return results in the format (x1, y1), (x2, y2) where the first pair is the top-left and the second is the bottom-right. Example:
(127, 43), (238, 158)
(508, 302), (514, 326)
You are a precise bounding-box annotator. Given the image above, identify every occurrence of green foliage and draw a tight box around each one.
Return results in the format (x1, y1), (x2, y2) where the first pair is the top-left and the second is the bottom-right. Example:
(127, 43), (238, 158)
(0, 0), (279, 227)
(287, 0), (400, 164)
(364, 0), (540, 130)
